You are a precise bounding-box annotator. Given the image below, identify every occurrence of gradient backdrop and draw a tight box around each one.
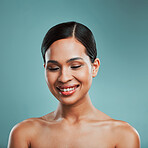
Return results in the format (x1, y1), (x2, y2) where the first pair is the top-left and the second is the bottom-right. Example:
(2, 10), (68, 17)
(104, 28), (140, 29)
(0, 0), (148, 147)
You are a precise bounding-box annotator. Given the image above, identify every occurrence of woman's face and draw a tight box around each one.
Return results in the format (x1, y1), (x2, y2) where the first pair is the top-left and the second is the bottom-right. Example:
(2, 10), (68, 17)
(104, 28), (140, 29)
(44, 38), (99, 105)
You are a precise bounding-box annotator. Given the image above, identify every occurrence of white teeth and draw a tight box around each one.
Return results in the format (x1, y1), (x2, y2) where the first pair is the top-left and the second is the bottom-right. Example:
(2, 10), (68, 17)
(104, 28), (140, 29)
(59, 87), (75, 92)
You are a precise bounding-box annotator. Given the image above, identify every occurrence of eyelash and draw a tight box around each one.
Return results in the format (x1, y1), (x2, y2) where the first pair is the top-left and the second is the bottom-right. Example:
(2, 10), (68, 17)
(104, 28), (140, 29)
(47, 65), (82, 71)
(47, 67), (59, 71)
(71, 65), (82, 69)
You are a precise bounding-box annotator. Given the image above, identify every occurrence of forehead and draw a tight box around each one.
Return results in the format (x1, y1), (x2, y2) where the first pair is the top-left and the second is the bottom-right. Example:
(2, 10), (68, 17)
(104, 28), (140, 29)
(45, 38), (89, 62)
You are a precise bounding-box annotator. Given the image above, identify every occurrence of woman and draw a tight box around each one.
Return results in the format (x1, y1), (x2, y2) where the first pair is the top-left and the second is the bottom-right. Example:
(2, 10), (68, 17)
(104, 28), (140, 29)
(8, 21), (140, 148)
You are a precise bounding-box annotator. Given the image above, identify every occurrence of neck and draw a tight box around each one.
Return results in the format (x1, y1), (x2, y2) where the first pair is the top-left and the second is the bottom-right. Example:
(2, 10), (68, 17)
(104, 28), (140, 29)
(54, 94), (97, 124)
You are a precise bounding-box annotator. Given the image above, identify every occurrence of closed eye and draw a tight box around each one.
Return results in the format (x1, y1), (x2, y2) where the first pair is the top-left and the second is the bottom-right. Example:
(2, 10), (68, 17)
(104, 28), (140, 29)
(47, 67), (59, 71)
(71, 65), (82, 69)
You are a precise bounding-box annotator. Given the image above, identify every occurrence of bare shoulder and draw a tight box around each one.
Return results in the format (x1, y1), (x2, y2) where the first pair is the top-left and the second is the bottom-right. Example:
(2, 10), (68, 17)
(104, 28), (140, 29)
(10, 117), (44, 134)
(8, 117), (44, 148)
(109, 120), (140, 148)
(94, 110), (140, 148)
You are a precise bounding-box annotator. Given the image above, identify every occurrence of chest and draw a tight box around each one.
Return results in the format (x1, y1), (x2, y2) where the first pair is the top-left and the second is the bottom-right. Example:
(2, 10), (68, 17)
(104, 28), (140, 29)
(31, 126), (116, 148)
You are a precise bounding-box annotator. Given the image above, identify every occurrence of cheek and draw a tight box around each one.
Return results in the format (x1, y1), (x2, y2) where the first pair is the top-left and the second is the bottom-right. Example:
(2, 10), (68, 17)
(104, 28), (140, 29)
(45, 71), (57, 87)
(74, 66), (92, 85)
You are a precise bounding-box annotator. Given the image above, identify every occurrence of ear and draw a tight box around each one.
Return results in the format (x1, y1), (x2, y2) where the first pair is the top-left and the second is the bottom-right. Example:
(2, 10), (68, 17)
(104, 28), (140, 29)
(92, 58), (100, 78)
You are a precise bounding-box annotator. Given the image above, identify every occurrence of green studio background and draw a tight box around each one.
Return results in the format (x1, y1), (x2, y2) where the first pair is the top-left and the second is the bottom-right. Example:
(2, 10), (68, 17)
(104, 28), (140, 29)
(0, 0), (148, 147)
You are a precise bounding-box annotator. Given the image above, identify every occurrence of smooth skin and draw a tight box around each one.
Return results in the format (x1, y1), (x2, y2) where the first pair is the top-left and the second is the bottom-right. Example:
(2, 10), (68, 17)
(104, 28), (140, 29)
(8, 38), (140, 148)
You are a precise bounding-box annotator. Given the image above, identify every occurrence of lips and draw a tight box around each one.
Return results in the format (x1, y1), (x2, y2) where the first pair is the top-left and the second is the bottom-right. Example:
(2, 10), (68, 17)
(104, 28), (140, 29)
(56, 85), (79, 96)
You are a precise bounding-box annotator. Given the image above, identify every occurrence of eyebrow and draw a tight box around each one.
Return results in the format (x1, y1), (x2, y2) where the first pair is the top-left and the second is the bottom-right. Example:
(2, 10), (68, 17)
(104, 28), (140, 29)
(66, 57), (83, 63)
(47, 57), (83, 64)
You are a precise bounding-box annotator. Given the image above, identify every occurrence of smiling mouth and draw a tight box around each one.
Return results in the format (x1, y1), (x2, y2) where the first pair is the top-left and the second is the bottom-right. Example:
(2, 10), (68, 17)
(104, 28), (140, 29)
(56, 85), (79, 96)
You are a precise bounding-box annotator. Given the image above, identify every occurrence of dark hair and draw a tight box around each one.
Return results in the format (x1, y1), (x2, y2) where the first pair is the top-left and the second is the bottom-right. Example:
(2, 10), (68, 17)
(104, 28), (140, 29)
(41, 21), (97, 63)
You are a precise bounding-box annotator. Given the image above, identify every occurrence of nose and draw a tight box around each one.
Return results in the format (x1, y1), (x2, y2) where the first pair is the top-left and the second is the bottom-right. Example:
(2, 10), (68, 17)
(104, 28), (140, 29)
(58, 67), (73, 83)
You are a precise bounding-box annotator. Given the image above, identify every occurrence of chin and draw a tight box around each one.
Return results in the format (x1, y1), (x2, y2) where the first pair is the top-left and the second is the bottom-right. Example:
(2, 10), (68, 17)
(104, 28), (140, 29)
(55, 96), (81, 106)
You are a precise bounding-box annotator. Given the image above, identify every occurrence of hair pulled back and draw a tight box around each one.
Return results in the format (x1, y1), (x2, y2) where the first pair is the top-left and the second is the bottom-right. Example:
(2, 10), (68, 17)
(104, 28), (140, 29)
(41, 21), (97, 63)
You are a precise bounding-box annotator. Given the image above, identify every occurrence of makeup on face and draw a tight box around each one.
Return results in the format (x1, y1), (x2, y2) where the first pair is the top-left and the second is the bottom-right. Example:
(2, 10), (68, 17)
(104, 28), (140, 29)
(46, 57), (85, 72)
(44, 38), (93, 104)
(56, 84), (80, 96)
